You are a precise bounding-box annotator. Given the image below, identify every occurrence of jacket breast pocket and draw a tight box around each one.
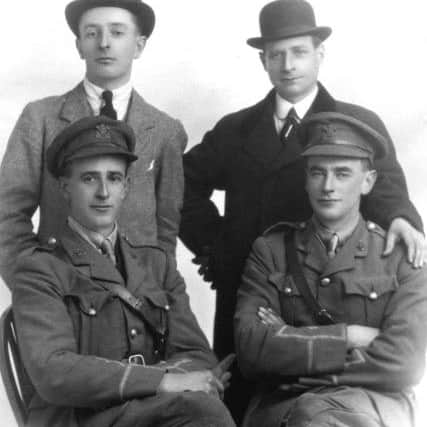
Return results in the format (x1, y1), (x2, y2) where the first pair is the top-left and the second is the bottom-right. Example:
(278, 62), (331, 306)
(341, 275), (398, 325)
(268, 272), (304, 325)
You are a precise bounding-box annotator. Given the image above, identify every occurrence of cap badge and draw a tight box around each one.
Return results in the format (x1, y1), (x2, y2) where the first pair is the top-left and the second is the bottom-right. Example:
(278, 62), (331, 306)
(318, 124), (336, 143)
(95, 124), (111, 140)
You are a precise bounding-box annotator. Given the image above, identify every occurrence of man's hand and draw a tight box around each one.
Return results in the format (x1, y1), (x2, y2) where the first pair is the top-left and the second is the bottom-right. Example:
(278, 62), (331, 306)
(157, 370), (224, 397)
(346, 325), (379, 349)
(258, 307), (286, 327)
(383, 218), (425, 268)
(212, 354), (235, 399)
(192, 255), (213, 282)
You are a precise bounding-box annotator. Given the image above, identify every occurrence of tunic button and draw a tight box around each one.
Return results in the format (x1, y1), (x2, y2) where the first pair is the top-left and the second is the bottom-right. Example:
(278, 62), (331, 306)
(369, 291), (378, 300)
(164, 304), (170, 311)
(284, 287), (292, 295)
(130, 328), (138, 338)
(47, 237), (57, 246)
(320, 277), (331, 287)
(367, 222), (376, 231)
(154, 350), (159, 355)
(88, 307), (96, 316)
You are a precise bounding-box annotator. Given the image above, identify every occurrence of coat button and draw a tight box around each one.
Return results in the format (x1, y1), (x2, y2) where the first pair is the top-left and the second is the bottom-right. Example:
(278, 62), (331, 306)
(154, 350), (159, 355)
(369, 291), (378, 300)
(357, 241), (365, 251)
(88, 308), (96, 316)
(320, 277), (331, 287)
(367, 222), (376, 231)
(284, 287), (292, 295)
(299, 222), (306, 229)
(164, 304), (170, 311)
(47, 237), (57, 246)
(130, 328), (138, 338)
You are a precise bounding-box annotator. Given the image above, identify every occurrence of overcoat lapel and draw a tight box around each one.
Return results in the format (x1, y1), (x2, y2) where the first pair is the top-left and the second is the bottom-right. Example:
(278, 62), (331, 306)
(267, 83), (337, 173)
(241, 92), (284, 167)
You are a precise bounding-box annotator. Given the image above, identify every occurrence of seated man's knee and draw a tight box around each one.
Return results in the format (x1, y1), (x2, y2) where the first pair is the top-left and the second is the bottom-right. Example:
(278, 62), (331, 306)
(177, 392), (235, 427)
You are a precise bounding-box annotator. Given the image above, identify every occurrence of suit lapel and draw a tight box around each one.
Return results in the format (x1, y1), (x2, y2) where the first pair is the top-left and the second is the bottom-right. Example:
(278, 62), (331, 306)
(126, 90), (156, 152)
(58, 83), (93, 123)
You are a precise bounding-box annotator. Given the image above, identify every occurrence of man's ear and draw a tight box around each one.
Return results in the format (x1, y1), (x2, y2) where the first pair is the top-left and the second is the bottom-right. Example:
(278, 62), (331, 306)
(59, 177), (71, 200)
(361, 169), (377, 195)
(134, 36), (147, 59)
(75, 38), (84, 59)
(259, 51), (267, 70)
(316, 43), (325, 64)
(121, 176), (131, 200)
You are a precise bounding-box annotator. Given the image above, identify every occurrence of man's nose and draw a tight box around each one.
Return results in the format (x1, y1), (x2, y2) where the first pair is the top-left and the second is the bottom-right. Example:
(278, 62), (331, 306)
(281, 53), (294, 71)
(322, 174), (335, 192)
(98, 30), (111, 49)
(96, 180), (110, 198)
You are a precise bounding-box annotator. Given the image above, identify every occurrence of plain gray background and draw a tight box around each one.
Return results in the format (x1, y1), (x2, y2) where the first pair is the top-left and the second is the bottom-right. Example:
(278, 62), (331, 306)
(1, 1), (426, 425)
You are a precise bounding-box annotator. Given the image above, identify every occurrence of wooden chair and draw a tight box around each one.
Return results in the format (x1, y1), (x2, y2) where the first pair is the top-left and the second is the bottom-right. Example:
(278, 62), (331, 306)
(0, 306), (34, 426)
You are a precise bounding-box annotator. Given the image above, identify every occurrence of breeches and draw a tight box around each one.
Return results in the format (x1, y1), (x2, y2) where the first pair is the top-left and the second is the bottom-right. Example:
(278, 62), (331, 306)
(79, 391), (235, 427)
(244, 386), (415, 427)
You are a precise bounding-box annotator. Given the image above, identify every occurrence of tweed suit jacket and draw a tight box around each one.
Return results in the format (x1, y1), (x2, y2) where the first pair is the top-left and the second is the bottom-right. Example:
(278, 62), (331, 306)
(12, 226), (216, 427)
(0, 83), (187, 286)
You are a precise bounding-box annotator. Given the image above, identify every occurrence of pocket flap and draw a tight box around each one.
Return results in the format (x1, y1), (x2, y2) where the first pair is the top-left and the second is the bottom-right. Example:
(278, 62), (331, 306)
(342, 275), (398, 297)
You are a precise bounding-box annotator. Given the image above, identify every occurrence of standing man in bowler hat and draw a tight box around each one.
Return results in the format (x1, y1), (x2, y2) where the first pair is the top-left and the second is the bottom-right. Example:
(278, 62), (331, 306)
(235, 112), (427, 427)
(12, 116), (235, 427)
(179, 0), (425, 421)
(0, 0), (187, 287)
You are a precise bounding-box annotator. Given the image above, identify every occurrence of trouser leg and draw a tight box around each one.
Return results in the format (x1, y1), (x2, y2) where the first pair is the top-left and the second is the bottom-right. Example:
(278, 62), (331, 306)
(283, 388), (384, 427)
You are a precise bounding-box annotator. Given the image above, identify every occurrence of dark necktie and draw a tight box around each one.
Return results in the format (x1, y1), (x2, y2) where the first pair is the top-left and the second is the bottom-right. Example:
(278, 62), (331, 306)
(100, 90), (117, 119)
(280, 107), (300, 143)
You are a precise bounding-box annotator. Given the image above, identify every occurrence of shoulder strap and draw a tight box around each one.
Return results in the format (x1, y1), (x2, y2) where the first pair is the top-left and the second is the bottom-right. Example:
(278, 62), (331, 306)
(284, 230), (335, 325)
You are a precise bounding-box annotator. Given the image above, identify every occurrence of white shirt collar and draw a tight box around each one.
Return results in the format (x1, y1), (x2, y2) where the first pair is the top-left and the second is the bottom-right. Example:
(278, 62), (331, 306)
(83, 77), (133, 120)
(275, 84), (319, 120)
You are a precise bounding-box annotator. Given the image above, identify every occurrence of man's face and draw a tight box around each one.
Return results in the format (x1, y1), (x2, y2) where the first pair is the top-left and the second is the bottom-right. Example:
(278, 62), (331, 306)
(59, 155), (129, 236)
(305, 156), (377, 229)
(76, 7), (146, 89)
(261, 35), (323, 103)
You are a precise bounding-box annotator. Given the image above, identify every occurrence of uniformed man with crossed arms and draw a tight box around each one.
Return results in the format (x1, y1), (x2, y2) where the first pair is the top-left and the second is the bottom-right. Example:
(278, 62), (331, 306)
(235, 111), (427, 427)
(12, 116), (235, 427)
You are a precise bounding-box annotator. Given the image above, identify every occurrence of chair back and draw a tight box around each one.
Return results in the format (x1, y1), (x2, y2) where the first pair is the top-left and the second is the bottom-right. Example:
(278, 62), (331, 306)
(0, 306), (34, 426)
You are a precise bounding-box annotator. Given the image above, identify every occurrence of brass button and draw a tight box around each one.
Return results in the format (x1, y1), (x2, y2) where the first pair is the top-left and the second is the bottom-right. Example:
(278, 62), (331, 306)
(47, 237), (57, 245)
(369, 291), (378, 301)
(130, 328), (138, 338)
(164, 304), (170, 311)
(367, 222), (376, 231)
(154, 350), (159, 355)
(320, 277), (331, 287)
(299, 222), (306, 229)
(88, 308), (96, 316)
(284, 287), (292, 295)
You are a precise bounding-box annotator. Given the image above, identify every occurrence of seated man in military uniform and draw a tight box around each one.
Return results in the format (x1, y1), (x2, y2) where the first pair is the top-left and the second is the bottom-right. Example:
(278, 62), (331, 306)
(234, 112), (427, 427)
(12, 116), (235, 427)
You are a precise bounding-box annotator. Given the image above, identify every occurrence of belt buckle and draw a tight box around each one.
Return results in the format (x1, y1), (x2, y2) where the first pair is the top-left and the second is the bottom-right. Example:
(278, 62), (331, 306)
(128, 354), (145, 366)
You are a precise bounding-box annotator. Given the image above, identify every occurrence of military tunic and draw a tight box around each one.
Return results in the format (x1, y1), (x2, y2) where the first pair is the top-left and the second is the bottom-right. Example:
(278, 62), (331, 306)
(234, 219), (427, 427)
(12, 226), (234, 427)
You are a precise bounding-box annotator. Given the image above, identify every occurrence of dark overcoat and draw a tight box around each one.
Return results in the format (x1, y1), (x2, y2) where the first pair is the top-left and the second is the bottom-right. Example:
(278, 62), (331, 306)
(12, 226), (222, 427)
(180, 84), (423, 359)
(235, 219), (427, 427)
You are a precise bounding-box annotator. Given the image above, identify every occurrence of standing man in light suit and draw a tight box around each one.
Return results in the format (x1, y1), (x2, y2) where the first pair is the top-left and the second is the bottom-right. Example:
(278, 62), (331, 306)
(179, 0), (425, 421)
(0, 0), (187, 287)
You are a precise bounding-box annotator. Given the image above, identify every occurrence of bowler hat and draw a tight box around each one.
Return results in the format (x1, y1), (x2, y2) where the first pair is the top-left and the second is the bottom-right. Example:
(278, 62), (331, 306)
(47, 116), (138, 178)
(65, 0), (155, 37)
(300, 112), (388, 161)
(247, 0), (331, 49)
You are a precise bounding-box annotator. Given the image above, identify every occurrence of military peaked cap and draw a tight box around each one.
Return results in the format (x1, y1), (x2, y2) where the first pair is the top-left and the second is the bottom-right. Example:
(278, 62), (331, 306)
(47, 116), (138, 177)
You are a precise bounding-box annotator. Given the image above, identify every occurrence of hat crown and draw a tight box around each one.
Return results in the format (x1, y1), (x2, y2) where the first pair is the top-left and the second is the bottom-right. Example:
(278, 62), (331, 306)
(260, 0), (316, 36)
